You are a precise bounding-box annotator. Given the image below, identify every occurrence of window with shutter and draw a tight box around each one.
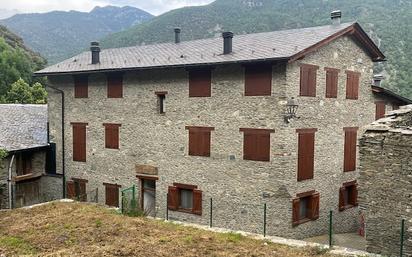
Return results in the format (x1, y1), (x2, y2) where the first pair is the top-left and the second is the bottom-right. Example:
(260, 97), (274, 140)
(74, 75), (88, 98)
(16, 152), (33, 176)
(375, 101), (386, 120)
(104, 183), (121, 207)
(189, 69), (211, 97)
(244, 64), (272, 96)
(155, 91), (168, 114)
(240, 128), (274, 162)
(345, 71), (360, 99)
(67, 181), (75, 199)
(339, 181), (358, 211)
(185, 126), (214, 157)
(72, 178), (88, 202)
(71, 123), (88, 162)
(296, 128), (317, 181)
(292, 190), (320, 226)
(107, 73), (123, 98)
(325, 68), (339, 98)
(300, 64), (319, 97)
(168, 183), (202, 215)
(103, 123), (121, 149)
(343, 127), (358, 172)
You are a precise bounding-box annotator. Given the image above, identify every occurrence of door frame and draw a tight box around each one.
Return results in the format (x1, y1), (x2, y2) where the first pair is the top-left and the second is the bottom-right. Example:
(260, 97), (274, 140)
(137, 175), (158, 212)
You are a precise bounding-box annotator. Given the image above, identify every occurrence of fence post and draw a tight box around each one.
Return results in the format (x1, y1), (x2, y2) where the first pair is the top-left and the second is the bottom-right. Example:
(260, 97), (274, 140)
(263, 203), (267, 237)
(329, 210), (333, 248)
(121, 191), (124, 214)
(166, 193), (169, 221)
(209, 198), (213, 228)
(400, 218), (405, 257)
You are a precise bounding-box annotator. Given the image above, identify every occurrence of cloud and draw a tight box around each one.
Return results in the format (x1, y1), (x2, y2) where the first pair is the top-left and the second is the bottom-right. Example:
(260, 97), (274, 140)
(0, 0), (215, 15)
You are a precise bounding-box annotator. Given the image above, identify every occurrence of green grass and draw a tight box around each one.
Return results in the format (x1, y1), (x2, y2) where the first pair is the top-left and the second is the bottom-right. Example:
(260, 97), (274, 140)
(218, 232), (243, 243)
(0, 236), (37, 255)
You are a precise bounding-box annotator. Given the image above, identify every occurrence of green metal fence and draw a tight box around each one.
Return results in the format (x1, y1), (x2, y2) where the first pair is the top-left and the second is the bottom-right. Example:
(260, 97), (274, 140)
(121, 185), (142, 216)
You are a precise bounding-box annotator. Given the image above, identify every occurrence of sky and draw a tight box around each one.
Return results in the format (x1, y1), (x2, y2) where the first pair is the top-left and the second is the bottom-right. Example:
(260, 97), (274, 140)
(0, 0), (215, 16)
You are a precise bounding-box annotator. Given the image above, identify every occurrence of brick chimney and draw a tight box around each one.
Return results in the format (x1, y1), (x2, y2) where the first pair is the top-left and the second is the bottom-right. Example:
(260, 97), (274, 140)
(222, 31), (233, 55)
(174, 28), (181, 44)
(373, 74), (385, 87)
(90, 41), (100, 64)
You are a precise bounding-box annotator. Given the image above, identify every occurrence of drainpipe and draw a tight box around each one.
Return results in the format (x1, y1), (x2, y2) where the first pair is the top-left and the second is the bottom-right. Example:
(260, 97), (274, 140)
(46, 85), (65, 198)
(7, 154), (15, 209)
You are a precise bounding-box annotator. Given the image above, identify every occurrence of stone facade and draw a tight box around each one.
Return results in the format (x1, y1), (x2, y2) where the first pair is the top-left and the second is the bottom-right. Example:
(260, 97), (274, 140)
(359, 107), (412, 256)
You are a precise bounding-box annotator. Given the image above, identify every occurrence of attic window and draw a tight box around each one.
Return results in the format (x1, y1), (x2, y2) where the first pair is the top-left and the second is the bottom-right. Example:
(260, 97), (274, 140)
(155, 91), (167, 114)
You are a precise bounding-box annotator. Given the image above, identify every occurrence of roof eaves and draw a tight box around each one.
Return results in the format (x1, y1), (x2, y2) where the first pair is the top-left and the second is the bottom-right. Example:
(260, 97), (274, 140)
(371, 85), (412, 104)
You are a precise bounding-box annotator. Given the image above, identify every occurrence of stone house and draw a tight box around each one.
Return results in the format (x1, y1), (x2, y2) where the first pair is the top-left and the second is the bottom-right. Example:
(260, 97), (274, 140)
(359, 105), (412, 256)
(35, 12), (408, 239)
(0, 104), (62, 209)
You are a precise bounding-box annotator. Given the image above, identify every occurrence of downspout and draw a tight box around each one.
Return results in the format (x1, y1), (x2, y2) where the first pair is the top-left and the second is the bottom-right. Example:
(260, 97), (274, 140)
(7, 154), (15, 209)
(46, 85), (65, 198)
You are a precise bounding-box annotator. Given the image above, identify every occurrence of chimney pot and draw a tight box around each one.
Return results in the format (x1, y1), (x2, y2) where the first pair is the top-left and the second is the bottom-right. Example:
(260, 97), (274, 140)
(90, 41), (100, 64)
(174, 28), (181, 44)
(222, 31), (234, 55)
(331, 10), (342, 25)
(373, 74), (385, 87)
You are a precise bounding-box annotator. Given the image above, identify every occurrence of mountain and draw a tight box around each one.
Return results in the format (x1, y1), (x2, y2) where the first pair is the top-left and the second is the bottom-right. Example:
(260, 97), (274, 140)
(0, 6), (153, 64)
(0, 9), (19, 19)
(0, 25), (46, 98)
(101, 0), (412, 98)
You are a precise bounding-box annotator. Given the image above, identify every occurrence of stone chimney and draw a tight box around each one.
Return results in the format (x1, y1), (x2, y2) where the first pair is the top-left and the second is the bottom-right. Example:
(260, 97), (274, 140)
(174, 28), (181, 44)
(331, 10), (342, 25)
(222, 31), (233, 55)
(373, 74), (385, 87)
(90, 42), (100, 64)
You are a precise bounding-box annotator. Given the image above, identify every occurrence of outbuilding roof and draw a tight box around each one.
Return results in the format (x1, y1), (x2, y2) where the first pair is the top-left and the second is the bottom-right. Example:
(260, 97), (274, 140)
(0, 104), (48, 152)
(35, 22), (385, 76)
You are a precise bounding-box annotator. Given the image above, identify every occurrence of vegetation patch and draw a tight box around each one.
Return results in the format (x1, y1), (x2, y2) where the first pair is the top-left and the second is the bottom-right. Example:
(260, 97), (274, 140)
(0, 236), (37, 255)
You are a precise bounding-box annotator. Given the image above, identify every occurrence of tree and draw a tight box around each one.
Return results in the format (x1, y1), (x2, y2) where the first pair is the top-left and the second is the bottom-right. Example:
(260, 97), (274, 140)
(31, 82), (47, 104)
(5, 78), (47, 104)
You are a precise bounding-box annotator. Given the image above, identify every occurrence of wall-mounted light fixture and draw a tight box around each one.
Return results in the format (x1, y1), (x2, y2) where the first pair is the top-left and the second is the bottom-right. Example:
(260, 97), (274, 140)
(284, 97), (299, 123)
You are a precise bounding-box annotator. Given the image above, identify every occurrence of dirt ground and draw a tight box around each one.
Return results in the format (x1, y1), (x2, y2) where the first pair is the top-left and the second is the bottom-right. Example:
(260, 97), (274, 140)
(0, 201), (342, 257)
(305, 233), (366, 251)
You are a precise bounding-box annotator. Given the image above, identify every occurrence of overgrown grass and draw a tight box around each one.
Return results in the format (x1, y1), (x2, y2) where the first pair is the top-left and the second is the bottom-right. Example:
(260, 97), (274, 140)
(217, 232), (244, 243)
(0, 236), (37, 255)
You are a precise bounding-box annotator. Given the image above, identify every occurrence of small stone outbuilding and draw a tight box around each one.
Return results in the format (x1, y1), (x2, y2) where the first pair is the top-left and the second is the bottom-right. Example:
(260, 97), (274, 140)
(359, 105), (412, 256)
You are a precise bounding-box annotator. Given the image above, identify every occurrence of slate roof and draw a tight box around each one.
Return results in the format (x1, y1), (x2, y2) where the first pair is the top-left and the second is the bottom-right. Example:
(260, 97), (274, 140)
(371, 85), (412, 105)
(0, 104), (48, 152)
(35, 22), (385, 76)
(365, 105), (412, 135)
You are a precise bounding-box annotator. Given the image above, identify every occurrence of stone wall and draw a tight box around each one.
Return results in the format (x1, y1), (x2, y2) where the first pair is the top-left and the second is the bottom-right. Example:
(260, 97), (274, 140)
(48, 35), (377, 239)
(0, 158), (9, 209)
(359, 110), (412, 256)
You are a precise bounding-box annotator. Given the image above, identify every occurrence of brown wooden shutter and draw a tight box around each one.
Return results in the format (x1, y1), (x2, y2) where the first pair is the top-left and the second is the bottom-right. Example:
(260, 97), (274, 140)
(202, 131), (211, 157)
(375, 101), (386, 120)
(186, 127), (213, 157)
(74, 75), (88, 98)
(310, 192), (320, 220)
(79, 181), (87, 202)
(346, 71), (360, 99)
(325, 68), (339, 98)
(104, 124), (121, 149)
(243, 133), (256, 161)
(292, 198), (300, 226)
(257, 133), (270, 161)
(343, 128), (358, 172)
(189, 70), (211, 97)
(300, 64), (318, 97)
(351, 184), (358, 206)
(244, 64), (272, 96)
(105, 184), (120, 207)
(339, 187), (345, 211)
(107, 73), (123, 98)
(72, 123), (87, 162)
(192, 189), (202, 215)
(67, 181), (75, 199)
(168, 186), (178, 210)
(188, 130), (198, 156)
(297, 129), (317, 181)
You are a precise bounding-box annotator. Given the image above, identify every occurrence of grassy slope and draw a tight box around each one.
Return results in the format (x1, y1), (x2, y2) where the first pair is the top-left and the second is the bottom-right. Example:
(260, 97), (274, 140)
(0, 202), (337, 256)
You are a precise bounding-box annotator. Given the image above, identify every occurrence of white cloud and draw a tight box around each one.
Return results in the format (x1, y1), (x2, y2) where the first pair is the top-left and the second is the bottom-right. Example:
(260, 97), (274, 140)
(0, 0), (216, 15)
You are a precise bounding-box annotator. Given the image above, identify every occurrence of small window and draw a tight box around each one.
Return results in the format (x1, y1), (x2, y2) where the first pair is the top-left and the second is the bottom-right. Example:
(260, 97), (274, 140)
(71, 123), (88, 162)
(168, 183), (202, 215)
(67, 179), (87, 201)
(185, 126), (214, 157)
(104, 183), (121, 207)
(345, 71), (360, 100)
(189, 69), (211, 97)
(244, 64), (272, 96)
(16, 152), (33, 176)
(375, 101), (386, 120)
(240, 128), (275, 162)
(325, 68), (339, 98)
(339, 181), (358, 211)
(296, 129), (317, 181)
(292, 191), (320, 226)
(107, 73), (123, 98)
(74, 75), (88, 98)
(155, 91), (167, 114)
(300, 64), (319, 97)
(343, 127), (358, 172)
(103, 123), (121, 149)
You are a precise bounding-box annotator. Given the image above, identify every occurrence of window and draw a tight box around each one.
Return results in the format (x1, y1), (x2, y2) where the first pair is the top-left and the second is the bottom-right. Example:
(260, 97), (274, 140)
(107, 73), (123, 98)
(345, 71), (360, 99)
(325, 68), (339, 98)
(296, 128), (317, 181)
(244, 64), (272, 96)
(104, 183), (121, 207)
(300, 64), (319, 97)
(168, 183), (202, 215)
(240, 128), (275, 162)
(71, 123), (87, 162)
(74, 75), (88, 98)
(375, 101), (386, 120)
(155, 91), (167, 114)
(292, 191), (319, 226)
(189, 69), (211, 97)
(185, 126), (214, 157)
(16, 152), (33, 176)
(67, 178), (87, 201)
(343, 127), (358, 172)
(103, 123), (121, 149)
(339, 181), (358, 211)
